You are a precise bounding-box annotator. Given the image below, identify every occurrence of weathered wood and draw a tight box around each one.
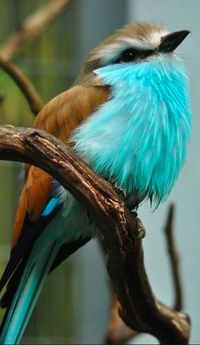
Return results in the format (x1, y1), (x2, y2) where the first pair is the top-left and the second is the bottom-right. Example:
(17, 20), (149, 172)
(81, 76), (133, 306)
(0, 125), (190, 344)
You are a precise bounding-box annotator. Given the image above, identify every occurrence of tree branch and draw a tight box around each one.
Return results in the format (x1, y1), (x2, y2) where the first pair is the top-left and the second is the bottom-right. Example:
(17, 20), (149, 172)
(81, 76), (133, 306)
(0, 0), (72, 115)
(164, 204), (183, 311)
(0, 125), (190, 344)
(104, 200), (184, 344)
(104, 293), (137, 344)
(0, 0), (71, 61)
(0, 57), (43, 115)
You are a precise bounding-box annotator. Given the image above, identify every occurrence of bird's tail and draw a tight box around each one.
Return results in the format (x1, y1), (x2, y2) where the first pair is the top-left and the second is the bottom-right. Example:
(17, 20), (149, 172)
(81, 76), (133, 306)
(0, 242), (58, 345)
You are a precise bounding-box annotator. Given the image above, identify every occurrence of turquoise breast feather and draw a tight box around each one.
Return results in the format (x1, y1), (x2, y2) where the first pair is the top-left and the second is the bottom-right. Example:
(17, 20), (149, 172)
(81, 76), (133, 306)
(72, 56), (192, 204)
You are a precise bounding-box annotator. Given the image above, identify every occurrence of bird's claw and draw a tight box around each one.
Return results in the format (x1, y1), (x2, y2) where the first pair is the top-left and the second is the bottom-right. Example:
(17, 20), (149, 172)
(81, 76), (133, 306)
(109, 179), (139, 212)
(109, 178), (127, 199)
(109, 180), (145, 240)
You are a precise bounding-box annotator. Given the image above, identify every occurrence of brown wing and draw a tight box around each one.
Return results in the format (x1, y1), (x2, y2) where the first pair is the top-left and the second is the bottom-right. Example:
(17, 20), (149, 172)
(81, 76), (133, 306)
(12, 85), (109, 247)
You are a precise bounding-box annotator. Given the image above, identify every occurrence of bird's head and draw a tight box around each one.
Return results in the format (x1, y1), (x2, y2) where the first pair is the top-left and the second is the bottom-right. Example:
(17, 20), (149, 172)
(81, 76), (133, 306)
(78, 22), (190, 84)
(74, 23), (192, 204)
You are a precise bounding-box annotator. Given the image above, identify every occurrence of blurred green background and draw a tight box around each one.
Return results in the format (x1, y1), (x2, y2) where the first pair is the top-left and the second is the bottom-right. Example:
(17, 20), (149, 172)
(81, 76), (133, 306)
(0, 0), (199, 344)
(0, 1), (125, 343)
(0, 1), (79, 343)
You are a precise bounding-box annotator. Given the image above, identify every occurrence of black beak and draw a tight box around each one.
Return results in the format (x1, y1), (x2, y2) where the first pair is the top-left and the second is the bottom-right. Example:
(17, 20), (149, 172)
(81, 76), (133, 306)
(158, 30), (190, 53)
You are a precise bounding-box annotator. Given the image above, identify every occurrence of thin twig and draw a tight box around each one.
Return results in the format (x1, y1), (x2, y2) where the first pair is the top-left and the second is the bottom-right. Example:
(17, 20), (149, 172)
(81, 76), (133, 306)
(0, 125), (191, 344)
(0, 0), (71, 115)
(0, 57), (43, 115)
(164, 204), (183, 311)
(0, 0), (71, 60)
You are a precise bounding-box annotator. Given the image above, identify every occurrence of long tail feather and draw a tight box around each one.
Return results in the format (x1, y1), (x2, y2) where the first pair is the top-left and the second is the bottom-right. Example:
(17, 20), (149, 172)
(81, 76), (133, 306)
(0, 206), (60, 297)
(0, 243), (58, 345)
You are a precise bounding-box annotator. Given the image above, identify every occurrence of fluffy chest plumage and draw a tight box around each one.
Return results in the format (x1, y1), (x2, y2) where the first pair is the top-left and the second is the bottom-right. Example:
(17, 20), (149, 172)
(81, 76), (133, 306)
(72, 56), (192, 204)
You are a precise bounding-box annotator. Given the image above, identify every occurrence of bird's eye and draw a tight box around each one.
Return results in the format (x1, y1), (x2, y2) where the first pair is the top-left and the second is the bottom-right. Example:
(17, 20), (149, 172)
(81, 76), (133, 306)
(114, 48), (154, 64)
(118, 48), (138, 63)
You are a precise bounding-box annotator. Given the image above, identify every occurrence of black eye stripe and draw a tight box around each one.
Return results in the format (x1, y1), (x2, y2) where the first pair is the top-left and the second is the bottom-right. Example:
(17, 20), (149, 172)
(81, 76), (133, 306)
(115, 48), (154, 64)
(120, 48), (137, 62)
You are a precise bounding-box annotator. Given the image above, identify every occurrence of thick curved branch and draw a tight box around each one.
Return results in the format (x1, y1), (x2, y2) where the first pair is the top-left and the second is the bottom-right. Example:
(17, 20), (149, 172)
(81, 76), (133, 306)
(0, 0), (71, 61)
(104, 201), (184, 344)
(0, 125), (190, 344)
(0, 57), (43, 115)
(104, 293), (137, 344)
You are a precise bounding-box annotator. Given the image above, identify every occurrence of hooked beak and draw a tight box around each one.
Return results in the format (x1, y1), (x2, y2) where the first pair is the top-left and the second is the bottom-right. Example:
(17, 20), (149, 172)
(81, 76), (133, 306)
(158, 30), (190, 53)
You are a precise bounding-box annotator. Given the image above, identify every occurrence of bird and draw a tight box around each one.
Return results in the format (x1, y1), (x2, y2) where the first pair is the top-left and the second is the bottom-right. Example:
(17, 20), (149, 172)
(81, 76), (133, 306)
(0, 22), (192, 344)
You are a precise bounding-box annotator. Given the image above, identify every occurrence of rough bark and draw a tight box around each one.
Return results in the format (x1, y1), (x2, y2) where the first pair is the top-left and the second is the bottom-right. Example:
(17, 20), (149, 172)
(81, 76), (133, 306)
(0, 125), (191, 344)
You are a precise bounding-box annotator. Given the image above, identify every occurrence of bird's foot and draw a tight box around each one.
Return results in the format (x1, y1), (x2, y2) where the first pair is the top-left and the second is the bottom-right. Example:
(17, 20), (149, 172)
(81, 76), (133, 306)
(109, 178), (127, 199)
(109, 179), (146, 240)
(125, 194), (139, 212)
(109, 179), (138, 210)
